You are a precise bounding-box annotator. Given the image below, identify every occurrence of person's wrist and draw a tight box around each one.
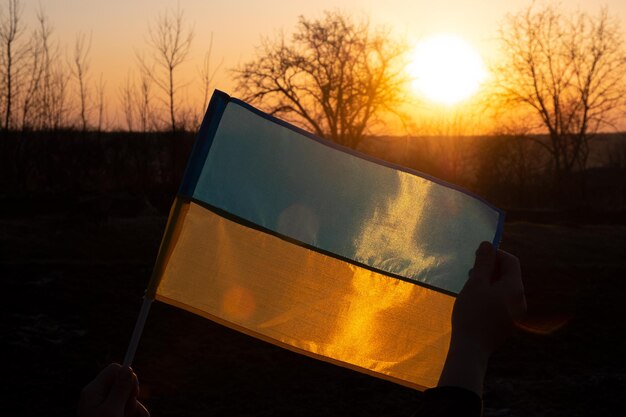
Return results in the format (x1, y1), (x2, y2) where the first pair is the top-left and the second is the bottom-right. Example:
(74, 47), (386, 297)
(437, 334), (490, 396)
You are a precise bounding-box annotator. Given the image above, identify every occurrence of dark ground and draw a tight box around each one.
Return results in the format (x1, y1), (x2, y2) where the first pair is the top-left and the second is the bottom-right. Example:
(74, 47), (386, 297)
(2, 207), (626, 416)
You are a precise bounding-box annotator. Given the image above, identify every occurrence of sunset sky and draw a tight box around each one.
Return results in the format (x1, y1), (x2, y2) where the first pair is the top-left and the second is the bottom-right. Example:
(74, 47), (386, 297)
(13, 0), (626, 129)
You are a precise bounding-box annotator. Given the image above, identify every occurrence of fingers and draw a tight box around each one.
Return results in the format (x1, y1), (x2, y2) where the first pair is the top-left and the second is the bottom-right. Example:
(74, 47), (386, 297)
(80, 363), (122, 402)
(78, 363), (150, 417)
(497, 249), (521, 279)
(470, 241), (497, 284)
(495, 250), (527, 320)
(468, 242), (527, 321)
(102, 366), (137, 415)
(124, 375), (141, 416)
(135, 401), (151, 417)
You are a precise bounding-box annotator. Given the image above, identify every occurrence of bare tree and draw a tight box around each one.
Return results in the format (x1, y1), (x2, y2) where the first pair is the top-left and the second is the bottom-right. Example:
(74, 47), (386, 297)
(0, 2), (69, 131)
(136, 63), (153, 133)
(119, 71), (135, 131)
(492, 4), (626, 199)
(0, 0), (27, 131)
(71, 31), (92, 131)
(198, 32), (222, 111)
(95, 72), (106, 132)
(21, 22), (45, 130)
(234, 11), (411, 149)
(35, 5), (57, 130)
(140, 4), (194, 133)
(47, 63), (70, 130)
(40, 17), (71, 133)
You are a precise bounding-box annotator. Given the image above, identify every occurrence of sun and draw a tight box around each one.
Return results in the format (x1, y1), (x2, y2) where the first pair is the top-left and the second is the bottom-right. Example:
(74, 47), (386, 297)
(408, 33), (487, 106)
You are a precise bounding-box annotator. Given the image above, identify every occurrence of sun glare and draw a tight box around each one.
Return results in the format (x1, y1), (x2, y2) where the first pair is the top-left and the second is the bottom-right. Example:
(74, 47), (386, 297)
(408, 34), (487, 106)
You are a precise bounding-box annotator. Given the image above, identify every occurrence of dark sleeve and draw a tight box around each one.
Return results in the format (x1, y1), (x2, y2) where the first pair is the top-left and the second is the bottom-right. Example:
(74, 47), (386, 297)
(412, 387), (482, 417)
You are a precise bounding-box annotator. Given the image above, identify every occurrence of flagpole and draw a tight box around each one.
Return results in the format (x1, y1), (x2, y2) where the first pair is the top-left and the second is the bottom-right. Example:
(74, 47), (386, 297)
(123, 296), (153, 367)
(121, 198), (186, 367)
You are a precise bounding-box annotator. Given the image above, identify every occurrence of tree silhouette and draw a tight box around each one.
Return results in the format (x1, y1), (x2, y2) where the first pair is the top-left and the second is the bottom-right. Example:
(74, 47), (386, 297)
(0, 0), (26, 131)
(71, 31), (92, 132)
(493, 4), (626, 199)
(198, 32), (222, 112)
(33, 6), (70, 131)
(139, 4), (194, 133)
(119, 71), (135, 132)
(234, 11), (410, 149)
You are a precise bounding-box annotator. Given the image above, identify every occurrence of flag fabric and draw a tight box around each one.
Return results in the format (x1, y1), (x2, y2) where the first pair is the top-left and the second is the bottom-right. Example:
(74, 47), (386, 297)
(146, 90), (504, 390)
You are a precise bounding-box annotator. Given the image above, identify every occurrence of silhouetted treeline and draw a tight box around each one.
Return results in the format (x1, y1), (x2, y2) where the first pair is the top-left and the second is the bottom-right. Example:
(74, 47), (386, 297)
(367, 133), (626, 217)
(0, 130), (194, 218)
(1, 131), (625, 222)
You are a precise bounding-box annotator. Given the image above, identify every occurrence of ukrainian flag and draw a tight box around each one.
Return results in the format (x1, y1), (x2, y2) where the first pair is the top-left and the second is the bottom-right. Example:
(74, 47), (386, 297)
(143, 90), (504, 390)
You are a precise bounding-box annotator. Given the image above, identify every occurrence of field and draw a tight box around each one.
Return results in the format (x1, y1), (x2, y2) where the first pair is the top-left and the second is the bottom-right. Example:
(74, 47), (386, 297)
(2, 208), (625, 416)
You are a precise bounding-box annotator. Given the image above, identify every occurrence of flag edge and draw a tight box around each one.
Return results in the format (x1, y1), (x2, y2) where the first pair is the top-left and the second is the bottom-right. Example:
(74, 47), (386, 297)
(154, 293), (431, 392)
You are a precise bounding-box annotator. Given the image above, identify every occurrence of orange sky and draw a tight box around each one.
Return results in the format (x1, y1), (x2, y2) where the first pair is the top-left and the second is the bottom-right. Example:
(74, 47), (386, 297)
(15, 0), (626, 131)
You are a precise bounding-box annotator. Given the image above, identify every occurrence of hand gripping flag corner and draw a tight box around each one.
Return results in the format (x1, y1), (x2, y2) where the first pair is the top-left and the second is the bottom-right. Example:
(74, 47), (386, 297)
(138, 90), (504, 390)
